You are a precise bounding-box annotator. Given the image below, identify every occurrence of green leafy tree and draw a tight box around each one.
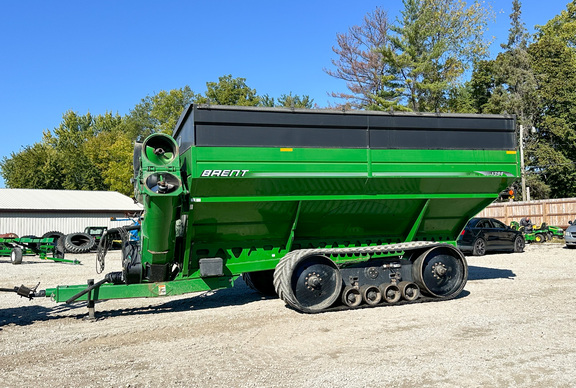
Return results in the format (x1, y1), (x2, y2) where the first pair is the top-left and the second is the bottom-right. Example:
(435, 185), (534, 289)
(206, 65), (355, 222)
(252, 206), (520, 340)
(196, 75), (260, 106)
(528, 19), (576, 198)
(259, 93), (314, 108)
(468, 59), (499, 113)
(0, 143), (64, 189)
(483, 0), (537, 120)
(381, 0), (493, 112)
(126, 86), (199, 139)
(472, 0), (540, 199)
(445, 83), (476, 113)
(327, 1), (493, 112)
(42, 111), (106, 191)
(83, 113), (134, 195)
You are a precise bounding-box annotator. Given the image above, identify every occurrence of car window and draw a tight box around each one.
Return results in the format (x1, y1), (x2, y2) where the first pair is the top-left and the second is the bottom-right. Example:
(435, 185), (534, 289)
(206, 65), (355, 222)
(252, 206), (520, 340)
(477, 220), (489, 228)
(492, 220), (506, 229)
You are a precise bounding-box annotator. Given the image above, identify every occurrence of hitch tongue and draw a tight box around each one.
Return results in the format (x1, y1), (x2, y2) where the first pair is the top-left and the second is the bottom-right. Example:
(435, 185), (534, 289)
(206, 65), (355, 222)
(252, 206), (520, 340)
(15, 283), (44, 299)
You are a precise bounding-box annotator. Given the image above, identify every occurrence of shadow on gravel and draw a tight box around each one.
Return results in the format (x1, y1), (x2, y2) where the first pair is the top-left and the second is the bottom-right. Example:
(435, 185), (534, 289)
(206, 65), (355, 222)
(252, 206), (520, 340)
(0, 279), (273, 327)
(467, 265), (516, 281)
(2, 267), (509, 326)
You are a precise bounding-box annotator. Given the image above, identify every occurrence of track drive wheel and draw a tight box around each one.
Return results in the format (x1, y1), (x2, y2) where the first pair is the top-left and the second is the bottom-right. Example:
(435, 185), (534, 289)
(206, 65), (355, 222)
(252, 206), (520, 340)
(412, 245), (468, 299)
(274, 253), (342, 313)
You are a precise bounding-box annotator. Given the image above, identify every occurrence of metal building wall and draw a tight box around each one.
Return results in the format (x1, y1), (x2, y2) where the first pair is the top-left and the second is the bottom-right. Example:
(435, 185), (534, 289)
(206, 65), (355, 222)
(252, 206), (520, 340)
(0, 212), (137, 237)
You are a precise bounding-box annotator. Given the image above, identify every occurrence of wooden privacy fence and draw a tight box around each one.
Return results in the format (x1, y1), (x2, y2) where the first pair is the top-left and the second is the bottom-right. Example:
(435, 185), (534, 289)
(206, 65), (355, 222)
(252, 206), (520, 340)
(477, 198), (576, 229)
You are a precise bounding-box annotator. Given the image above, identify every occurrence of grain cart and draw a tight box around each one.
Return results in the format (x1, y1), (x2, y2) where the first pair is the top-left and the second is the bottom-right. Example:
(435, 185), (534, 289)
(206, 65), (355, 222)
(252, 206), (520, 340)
(5, 105), (519, 313)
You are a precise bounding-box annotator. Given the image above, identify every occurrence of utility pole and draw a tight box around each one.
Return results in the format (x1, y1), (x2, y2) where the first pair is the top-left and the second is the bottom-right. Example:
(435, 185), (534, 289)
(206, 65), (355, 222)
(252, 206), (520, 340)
(520, 125), (526, 201)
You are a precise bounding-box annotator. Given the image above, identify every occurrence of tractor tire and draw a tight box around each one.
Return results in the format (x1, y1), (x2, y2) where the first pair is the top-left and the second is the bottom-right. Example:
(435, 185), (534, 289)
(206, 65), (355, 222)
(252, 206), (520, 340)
(42, 231), (66, 255)
(64, 233), (96, 253)
(10, 247), (23, 265)
(534, 234), (546, 244)
(21, 235), (39, 251)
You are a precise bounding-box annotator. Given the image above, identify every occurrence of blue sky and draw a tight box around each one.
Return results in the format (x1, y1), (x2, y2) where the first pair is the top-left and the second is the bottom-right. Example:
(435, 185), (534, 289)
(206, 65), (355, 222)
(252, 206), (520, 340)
(0, 0), (572, 188)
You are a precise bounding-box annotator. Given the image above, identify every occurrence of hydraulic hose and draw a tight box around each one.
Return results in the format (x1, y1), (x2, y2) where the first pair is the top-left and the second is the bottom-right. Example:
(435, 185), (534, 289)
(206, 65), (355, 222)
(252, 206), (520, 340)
(65, 272), (123, 304)
(96, 224), (141, 274)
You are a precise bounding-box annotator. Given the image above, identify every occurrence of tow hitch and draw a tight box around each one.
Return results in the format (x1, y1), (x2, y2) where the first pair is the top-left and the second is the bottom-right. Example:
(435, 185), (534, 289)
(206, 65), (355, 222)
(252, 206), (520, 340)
(0, 283), (45, 299)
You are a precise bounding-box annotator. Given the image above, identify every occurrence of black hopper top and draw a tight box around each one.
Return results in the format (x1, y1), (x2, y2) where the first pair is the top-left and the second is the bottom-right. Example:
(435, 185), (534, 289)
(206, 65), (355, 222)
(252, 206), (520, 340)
(173, 104), (516, 153)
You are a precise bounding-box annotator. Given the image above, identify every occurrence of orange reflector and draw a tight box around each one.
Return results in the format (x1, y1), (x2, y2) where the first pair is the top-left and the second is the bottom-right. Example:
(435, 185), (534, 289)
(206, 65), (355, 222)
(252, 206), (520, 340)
(280, 148), (293, 152)
(506, 151), (517, 154)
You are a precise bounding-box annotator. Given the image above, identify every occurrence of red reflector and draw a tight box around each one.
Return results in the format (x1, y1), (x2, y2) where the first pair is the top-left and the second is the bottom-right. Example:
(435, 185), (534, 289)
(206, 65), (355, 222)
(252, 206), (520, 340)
(460, 230), (465, 235)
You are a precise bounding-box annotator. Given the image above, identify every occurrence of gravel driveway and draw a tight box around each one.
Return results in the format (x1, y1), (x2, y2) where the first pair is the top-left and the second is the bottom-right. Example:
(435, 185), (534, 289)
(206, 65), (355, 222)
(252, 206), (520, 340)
(1, 243), (575, 387)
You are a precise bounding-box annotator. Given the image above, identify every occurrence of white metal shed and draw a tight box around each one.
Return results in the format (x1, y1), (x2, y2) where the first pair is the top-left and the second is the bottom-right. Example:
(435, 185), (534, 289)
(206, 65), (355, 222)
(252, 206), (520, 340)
(0, 189), (143, 237)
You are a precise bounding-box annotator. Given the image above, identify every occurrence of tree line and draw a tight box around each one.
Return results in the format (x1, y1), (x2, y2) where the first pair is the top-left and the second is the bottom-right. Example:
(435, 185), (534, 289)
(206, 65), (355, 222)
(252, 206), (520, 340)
(2, 0), (576, 200)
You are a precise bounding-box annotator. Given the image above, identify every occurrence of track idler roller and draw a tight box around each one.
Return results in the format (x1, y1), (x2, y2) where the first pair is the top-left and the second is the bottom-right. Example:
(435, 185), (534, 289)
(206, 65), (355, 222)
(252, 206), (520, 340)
(379, 283), (401, 303)
(398, 281), (420, 301)
(360, 285), (382, 305)
(412, 245), (468, 298)
(341, 286), (362, 307)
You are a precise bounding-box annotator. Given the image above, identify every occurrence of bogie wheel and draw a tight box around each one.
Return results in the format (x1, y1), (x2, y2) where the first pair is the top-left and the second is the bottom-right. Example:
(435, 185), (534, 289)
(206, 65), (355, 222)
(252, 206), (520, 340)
(360, 284), (382, 305)
(10, 247), (23, 265)
(513, 235), (525, 253)
(274, 253), (342, 313)
(379, 283), (401, 303)
(399, 281), (420, 301)
(242, 270), (277, 296)
(412, 245), (468, 299)
(341, 286), (362, 307)
(472, 238), (486, 256)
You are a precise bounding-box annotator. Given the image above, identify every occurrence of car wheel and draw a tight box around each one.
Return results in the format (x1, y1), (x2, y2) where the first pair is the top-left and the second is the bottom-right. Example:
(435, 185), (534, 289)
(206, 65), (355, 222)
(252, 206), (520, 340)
(472, 238), (486, 256)
(513, 235), (525, 253)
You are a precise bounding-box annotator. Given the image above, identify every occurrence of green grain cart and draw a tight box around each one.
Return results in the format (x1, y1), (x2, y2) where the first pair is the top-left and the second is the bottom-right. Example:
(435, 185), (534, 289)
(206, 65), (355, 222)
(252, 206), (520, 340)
(9, 105), (519, 313)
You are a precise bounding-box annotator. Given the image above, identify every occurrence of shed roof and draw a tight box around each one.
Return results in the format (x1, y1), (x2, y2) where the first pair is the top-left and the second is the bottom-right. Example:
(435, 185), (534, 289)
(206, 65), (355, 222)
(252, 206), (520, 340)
(0, 189), (143, 212)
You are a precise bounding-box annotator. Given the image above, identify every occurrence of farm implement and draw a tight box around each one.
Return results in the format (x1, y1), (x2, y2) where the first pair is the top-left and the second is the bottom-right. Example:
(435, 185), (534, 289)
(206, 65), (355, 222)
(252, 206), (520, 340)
(3, 105), (519, 316)
(0, 236), (77, 264)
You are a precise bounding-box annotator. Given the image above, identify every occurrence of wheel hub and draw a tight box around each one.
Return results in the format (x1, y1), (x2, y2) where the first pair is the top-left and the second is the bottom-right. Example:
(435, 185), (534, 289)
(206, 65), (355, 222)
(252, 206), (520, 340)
(431, 262), (448, 278)
(305, 272), (322, 290)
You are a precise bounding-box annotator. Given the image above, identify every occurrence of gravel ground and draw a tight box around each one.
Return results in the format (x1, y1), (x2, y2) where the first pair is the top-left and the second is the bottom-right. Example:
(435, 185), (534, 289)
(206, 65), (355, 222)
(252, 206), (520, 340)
(1, 243), (575, 388)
